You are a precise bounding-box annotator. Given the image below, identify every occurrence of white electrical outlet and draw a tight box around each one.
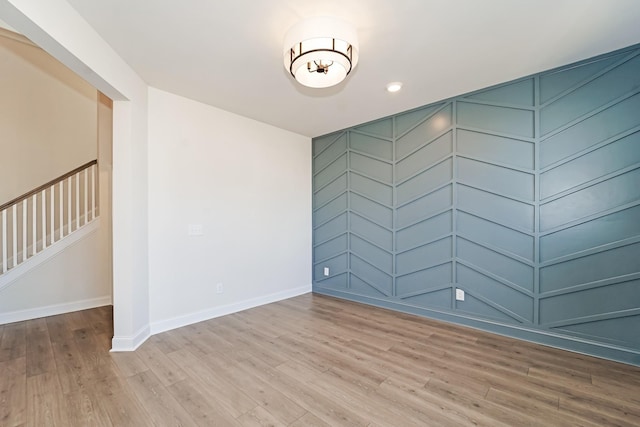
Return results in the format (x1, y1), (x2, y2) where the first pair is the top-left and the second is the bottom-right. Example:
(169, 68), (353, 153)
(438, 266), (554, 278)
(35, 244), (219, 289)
(216, 283), (224, 294)
(323, 267), (330, 276)
(455, 288), (465, 301)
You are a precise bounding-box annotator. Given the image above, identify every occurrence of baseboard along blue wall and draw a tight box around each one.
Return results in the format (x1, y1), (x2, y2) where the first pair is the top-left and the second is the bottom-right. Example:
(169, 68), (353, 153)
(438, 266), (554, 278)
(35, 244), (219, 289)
(312, 44), (640, 366)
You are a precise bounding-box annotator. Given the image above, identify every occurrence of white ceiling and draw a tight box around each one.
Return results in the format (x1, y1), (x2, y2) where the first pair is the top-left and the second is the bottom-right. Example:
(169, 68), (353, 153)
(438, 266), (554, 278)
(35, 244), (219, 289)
(64, 0), (640, 137)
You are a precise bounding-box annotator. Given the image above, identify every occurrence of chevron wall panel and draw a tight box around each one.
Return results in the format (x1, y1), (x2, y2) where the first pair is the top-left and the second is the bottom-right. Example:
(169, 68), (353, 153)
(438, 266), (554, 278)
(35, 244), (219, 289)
(312, 44), (640, 365)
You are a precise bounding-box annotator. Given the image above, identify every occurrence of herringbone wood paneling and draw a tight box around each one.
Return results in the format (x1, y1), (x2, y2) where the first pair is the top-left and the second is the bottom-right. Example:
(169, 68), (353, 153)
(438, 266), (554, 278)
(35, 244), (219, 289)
(312, 44), (640, 364)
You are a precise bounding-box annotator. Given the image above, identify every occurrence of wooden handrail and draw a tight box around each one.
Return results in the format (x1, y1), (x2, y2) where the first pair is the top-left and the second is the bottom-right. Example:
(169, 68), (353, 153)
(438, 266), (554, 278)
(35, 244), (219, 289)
(0, 159), (97, 212)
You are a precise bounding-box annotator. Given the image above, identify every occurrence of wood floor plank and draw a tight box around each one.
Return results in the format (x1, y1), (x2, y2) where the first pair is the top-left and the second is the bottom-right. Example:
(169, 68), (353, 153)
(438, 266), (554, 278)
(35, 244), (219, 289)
(325, 321), (403, 351)
(44, 314), (73, 344)
(590, 374), (640, 406)
(203, 353), (308, 424)
(87, 372), (153, 426)
(183, 322), (236, 355)
(559, 394), (640, 427)
(72, 328), (114, 383)
(111, 350), (149, 378)
(166, 378), (242, 426)
(82, 306), (112, 337)
(24, 319), (55, 377)
(25, 372), (68, 426)
(377, 376), (504, 427)
(2, 294), (640, 426)
(283, 332), (389, 389)
(236, 356), (370, 426)
(135, 339), (187, 387)
(236, 405), (287, 427)
(250, 304), (317, 337)
(367, 335), (564, 413)
(222, 327), (290, 367)
(405, 376), (524, 427)
(337, 338), (432, 388)
(485, 387), (599, 427)
(277, 332), (357, 373)
(590, 364), (640, 386)
(63, 310), (89, 332)
(174, 326), (224, 357)
(528, 364), (593, 385)
(125, 370), (198, 427)
(159, 328), (193, 352)
(430, 333), (531, 374)
(50, 337), (87, 395)
(277, 359), (424, 427)
(233, 311), (287, 339)
(166, 348), (257, 418)
(288, 412), (332, 427)
(62, 390), (112, 427)
(145, 332), (181, 355)
(202, 324), (287, 366)
(0, 357), (26, 427)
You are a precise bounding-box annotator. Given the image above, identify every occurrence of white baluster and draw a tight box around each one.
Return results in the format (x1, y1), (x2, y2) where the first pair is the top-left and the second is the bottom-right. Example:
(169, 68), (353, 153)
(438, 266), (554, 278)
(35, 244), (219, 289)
(2, 209), (7, 273)
(32, 194), (37, 255)
(0, 162), (99, 274)
(76, 172), (80, 230)
(84, 168), (88, 225)
(68, 178), (72, 233)
(50, 185), (56, 244)
(59, 181), (64, 238)
(22, 199), (27, 262)
(91, 164), (96, 220)
(12, 204), (17, 268)
(42, 190), (47, 249)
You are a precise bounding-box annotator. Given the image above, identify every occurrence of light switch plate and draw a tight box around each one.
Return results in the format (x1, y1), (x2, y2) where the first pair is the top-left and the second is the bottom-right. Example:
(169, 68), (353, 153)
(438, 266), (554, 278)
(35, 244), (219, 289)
(455, 288), (465, 301)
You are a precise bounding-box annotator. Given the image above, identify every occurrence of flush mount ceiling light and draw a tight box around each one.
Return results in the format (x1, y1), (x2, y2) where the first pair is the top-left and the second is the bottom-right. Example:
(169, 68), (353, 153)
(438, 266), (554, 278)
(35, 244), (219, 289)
(283, 17), (359, 89)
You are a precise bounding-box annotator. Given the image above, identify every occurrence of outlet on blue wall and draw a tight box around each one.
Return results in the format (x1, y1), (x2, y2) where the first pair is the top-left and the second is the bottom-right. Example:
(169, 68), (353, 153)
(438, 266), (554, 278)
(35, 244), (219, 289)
(312, 44), (640, 366)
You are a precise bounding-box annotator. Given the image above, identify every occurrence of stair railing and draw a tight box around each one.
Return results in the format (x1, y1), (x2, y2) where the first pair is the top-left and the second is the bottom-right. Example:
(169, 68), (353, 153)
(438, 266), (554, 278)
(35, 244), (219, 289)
(0, 160), (98, 274)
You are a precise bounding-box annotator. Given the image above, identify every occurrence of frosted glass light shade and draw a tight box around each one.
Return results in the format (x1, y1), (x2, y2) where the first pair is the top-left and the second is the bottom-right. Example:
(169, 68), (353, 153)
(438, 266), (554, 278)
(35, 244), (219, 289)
(283, 17), (359, 88)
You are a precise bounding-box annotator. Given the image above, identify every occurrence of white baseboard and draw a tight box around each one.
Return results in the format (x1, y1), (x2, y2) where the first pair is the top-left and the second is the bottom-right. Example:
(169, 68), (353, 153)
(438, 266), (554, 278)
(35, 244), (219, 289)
(150, 284), (311, 335)
(111, 324), (151, 352)
(0, 295), (111, 325)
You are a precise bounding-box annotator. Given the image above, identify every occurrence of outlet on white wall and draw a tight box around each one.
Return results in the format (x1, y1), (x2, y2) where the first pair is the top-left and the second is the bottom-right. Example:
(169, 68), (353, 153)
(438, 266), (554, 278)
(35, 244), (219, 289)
(216, 283), (224, 294)
(188, 224), (204, 236)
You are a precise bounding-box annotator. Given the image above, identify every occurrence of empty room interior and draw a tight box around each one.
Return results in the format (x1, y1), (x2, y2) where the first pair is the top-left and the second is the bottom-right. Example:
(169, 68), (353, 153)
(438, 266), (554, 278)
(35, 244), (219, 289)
(1, 0), (640, 425)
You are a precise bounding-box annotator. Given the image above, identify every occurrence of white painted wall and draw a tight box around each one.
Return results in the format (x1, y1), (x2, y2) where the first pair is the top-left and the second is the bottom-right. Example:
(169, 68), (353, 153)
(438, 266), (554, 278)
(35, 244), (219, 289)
(147, 88), (311, 332)
(0, 0), (312, 348)
(0, 223), (111, 323)
(98, 93), (113, 297)
(1, 0), (150, 350)
(0, 29), (97, 203)
(0, 27), (112, 325)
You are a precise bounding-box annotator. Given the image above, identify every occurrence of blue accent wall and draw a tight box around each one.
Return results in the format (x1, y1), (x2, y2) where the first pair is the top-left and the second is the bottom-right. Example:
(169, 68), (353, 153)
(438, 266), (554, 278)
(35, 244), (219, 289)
(312, 44), (640, 366)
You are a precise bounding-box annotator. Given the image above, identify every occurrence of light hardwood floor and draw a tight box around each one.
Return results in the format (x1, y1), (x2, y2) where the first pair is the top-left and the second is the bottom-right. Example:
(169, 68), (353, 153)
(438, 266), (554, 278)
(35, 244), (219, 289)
(1, 293), (640, 426)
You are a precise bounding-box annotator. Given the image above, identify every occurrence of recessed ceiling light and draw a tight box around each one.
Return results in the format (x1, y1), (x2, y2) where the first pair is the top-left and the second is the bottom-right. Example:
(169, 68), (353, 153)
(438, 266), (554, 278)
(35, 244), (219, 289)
(386, 82), (403, 93)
